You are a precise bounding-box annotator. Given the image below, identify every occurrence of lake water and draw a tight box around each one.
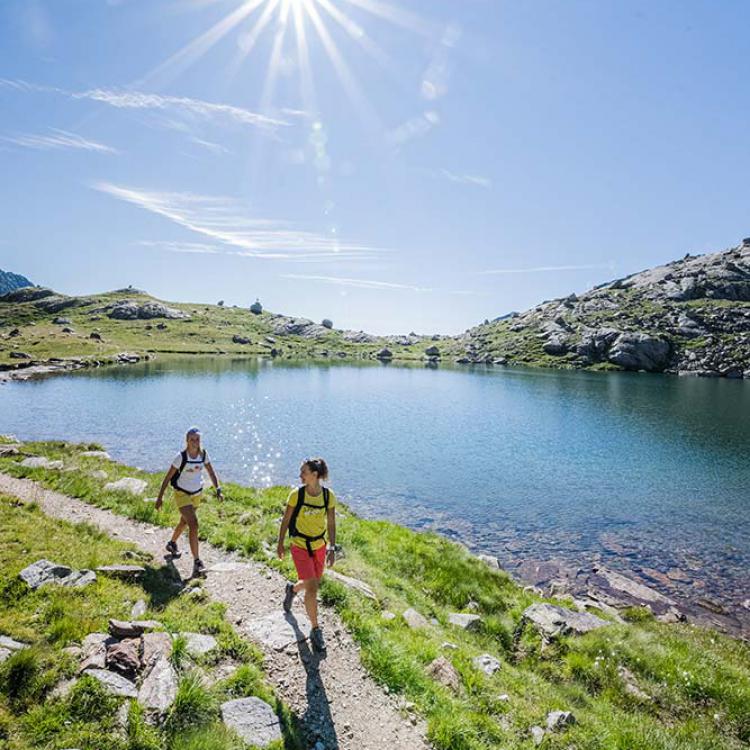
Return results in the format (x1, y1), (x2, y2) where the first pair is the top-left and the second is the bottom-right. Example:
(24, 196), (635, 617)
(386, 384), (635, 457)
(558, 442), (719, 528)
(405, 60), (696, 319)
(2, 357), (748, 618)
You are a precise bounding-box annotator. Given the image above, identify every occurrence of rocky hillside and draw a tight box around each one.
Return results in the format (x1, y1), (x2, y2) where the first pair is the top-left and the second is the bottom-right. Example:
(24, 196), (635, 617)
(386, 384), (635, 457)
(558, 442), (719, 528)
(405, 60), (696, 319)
(461, 238), (750, 378)
(0, 269), (33, 296)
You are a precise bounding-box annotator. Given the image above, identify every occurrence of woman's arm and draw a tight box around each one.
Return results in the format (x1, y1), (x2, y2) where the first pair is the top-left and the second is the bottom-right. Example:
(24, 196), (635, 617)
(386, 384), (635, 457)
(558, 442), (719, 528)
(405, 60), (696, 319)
(326, 506), (336, 567)
(155, 466), (177, 510)
(206, 462), (223, 499)
(277, 504), (295, 559)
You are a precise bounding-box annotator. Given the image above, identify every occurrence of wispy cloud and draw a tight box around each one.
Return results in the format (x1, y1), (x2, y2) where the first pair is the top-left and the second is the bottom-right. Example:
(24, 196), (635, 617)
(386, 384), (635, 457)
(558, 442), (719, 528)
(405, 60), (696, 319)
(137, 240), (222, 255)
(1, 128), (117, 154)
(282, 274), (433, 292)
(439, 169), (491, 189)
(72, 88), (286, 131)
(0, 78), (286, 135)
(475, 263), (615, 275)
(96, 183), (386, 262)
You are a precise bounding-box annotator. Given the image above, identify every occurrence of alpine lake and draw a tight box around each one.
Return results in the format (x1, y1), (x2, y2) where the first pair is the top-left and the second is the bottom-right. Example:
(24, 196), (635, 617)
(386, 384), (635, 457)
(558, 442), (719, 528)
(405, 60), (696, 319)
(2, 356), (748, 631)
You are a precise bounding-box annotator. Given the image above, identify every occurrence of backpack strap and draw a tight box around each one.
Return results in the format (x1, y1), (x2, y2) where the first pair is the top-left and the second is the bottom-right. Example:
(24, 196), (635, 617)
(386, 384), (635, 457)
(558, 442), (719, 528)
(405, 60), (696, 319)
(170, 450), (188, 490)
(289, 486), (328, 557)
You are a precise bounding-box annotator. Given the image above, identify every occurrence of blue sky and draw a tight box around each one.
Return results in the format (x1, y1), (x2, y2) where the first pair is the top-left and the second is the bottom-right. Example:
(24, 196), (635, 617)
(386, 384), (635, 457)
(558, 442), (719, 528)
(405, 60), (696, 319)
(1, 0), (749, 335)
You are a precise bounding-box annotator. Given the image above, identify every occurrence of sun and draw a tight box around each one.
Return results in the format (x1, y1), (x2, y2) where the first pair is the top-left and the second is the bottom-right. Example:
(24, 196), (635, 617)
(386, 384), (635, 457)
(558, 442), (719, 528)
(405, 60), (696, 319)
(139, 0), (432, 120)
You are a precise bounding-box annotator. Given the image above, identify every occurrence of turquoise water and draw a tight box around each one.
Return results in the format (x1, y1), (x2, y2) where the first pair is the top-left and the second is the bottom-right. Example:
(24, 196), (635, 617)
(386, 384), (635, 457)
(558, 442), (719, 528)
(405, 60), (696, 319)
(2, 358), (748, 610)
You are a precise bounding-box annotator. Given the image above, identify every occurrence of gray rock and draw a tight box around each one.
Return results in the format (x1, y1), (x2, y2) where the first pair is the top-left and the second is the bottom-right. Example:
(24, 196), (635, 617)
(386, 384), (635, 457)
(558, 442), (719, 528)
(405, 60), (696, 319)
(546, 710), (576, 731)
(131, 599), (148, 619)
(20, 456), (63, 470)
(521, 603), (609, 638)
(321, 318), (333, 329)
(106, 638), (141, 676)
(9, 351), (31, 359)
(90, 469), (109, 480)
(326, 570), (377, 600)
(381, 611), (396, 621)
(19, 559), (96, 590)
(80, 450), (111, 459)
(104, 477), (148, 495)
(402, 607), (429, 629)
(232, 334), (251, 345)
(96, 564), (146, 580)
(182, 632), (218, 658)
(0, 635), (28, 652)
(607, 332), (670, 371)
(477, 554), (500, 569)
(244, 610), (312, 651)
(376, 347), (393, 360)
(426, 656), (461, 694)
(79, 633), (115, 672)
(448, 613), (482, 631)
(108, 619), (163, 638)
(472, 654), (501, 676)
(424, 345), (440, 357)
(141, 632), (173, 671)
(221, 697), (282, 748)
(86, 668), (138, 698)
(530, 726), (545, 746)
(138, 654), (178, 713)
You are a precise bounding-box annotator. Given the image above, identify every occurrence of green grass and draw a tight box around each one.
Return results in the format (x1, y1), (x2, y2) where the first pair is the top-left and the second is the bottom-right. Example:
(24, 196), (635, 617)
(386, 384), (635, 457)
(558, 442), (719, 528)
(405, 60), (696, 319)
(0, 489), (302, 750)
(0, 289), (447, 369)
(1, 442), (749, 749)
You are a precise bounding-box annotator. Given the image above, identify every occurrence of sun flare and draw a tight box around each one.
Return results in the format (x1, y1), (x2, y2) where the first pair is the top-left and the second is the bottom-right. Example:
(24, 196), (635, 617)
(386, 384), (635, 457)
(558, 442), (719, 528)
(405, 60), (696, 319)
(141, 0), (431, 119)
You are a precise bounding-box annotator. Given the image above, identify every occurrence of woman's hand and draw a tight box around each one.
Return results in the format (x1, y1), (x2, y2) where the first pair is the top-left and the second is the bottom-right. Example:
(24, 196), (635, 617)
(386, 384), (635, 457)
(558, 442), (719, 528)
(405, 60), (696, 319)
(277, 541), (286, 560)
(155, 496), (163, 511)
(215, 487), (224, 501)
(326, 548), (336, 568)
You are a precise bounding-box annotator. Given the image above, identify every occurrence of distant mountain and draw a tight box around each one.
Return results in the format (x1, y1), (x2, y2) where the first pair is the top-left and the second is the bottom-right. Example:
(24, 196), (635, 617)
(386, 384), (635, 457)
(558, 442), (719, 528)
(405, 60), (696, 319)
(0, 269), (33, 296)
(461, 237), (750, 377)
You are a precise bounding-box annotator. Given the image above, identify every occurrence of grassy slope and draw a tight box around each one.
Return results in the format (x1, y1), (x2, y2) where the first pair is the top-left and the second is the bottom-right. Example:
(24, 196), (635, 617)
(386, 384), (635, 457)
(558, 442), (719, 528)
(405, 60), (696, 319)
(0, 290), (459, 369)
(0, 487), (300, 750)
(1, 442), (748, 750)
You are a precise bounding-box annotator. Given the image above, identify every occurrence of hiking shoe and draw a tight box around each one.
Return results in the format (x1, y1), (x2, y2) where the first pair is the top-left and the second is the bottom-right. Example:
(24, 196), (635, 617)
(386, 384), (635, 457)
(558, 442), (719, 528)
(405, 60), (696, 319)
(310, 626), (327, 655)
(166, 540), (180, 557)
(283, 581), (295, 613)
(192, 558), (206, 577)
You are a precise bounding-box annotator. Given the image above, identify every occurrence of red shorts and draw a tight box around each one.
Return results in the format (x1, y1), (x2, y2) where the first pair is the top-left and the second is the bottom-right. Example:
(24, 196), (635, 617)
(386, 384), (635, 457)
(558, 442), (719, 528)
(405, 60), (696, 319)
(291, 544), (326, 581)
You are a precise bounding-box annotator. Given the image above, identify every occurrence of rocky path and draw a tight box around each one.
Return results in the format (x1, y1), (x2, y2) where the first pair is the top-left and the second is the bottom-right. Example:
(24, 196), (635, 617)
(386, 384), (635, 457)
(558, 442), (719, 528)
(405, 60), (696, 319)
(0, 472), (430, 750)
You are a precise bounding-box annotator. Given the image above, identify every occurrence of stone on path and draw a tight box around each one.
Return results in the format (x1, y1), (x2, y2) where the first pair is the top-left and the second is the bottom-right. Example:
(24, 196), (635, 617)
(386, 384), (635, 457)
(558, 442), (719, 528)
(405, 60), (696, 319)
(182, 632), (218, 658)
(85, 668), (138, 698)
(96, 564), (145, 580)
(426, 656), (461, 694)
(138, 654), (178, 713)
(21, 456), (63, 470)
(546, 710), (576, 731)
(402, 607), (429, 630)
(221, 697), (283, 748)
(326, 570), (377, 600)
(207, 561), (253, 573)
(104, 477), (148, 495)
(80, 450), (111, 459)
(473, 654), (501, 676)
(19, 559), (96, 590)
(243, 610), (312, 652)
(522, 603), (609, 638)
(448, 613), (482, 631)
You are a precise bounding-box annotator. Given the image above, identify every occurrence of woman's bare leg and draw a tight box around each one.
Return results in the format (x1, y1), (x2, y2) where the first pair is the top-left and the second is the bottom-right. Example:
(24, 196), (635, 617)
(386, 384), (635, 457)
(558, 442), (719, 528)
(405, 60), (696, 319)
(179, 505), (200, 559)
(170, 517), (187, 544)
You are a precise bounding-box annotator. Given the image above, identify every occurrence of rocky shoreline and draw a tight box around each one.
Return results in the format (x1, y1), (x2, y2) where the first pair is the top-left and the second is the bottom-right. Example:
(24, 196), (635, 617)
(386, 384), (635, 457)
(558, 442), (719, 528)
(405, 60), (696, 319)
(0, 351), (150, 382)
